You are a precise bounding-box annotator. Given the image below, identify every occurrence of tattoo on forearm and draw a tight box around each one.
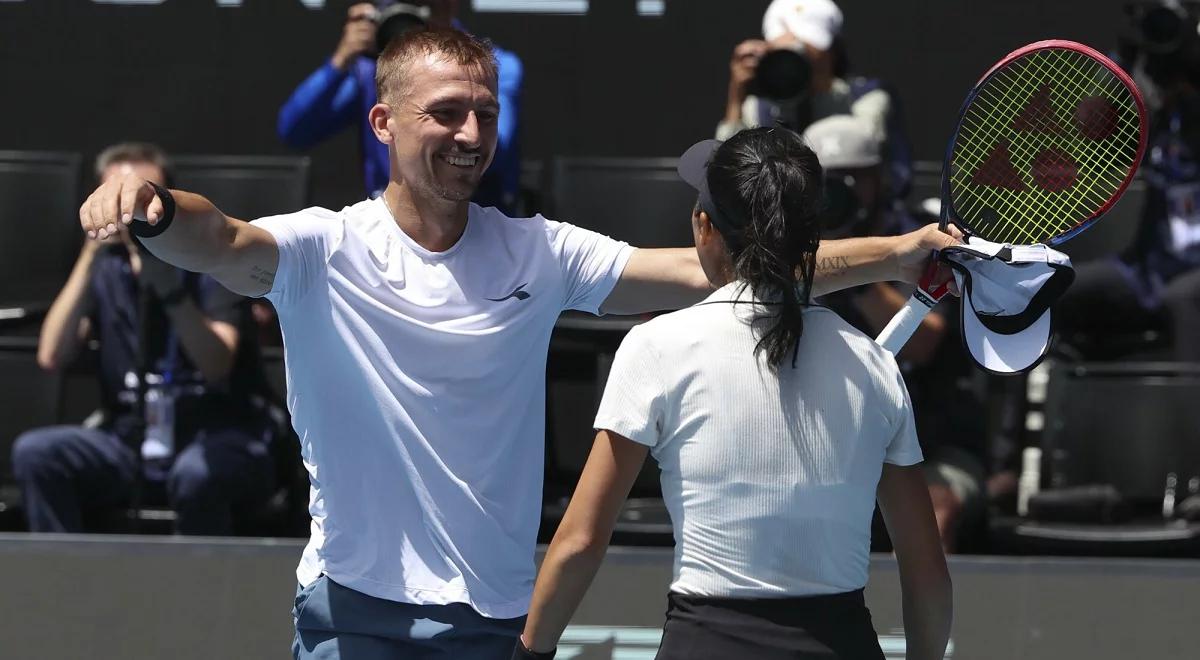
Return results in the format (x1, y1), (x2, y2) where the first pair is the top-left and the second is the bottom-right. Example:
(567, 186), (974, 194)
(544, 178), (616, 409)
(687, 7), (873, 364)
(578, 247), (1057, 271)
(814, 255), (851, 277)
(250, 265), (276, 287)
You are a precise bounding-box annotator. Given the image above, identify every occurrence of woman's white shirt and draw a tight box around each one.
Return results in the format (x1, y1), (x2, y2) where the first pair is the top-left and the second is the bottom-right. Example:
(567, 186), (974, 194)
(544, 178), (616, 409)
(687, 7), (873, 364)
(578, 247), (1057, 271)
(594, 282), (922, 598)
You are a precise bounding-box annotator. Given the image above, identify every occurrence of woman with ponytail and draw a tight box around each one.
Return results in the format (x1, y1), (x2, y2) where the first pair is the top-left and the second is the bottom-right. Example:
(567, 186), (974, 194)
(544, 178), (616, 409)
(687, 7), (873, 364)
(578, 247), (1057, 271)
(514, 128), (952, 660)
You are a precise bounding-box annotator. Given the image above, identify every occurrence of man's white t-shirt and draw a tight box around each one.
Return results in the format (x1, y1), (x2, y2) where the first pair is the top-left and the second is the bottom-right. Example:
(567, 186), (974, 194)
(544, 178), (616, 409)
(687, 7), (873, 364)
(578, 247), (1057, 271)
(251, 199), (632, 618)
(594, 282), (922, 598)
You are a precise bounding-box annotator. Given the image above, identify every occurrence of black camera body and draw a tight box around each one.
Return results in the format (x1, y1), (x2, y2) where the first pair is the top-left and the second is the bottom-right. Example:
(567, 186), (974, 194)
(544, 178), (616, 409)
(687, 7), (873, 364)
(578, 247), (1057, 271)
(749, 48), (813, 102)
(1120, 1), (1200, 90)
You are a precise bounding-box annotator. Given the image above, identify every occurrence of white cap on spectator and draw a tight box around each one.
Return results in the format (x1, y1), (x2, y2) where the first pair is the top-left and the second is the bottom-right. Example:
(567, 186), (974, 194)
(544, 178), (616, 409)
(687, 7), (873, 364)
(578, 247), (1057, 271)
(802, 115), (882, 169)
(763, 0), (844, 51)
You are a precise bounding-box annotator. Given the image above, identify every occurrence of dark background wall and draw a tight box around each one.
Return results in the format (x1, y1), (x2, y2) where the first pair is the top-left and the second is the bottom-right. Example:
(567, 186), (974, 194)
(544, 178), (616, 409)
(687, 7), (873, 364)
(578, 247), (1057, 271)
(0, 1), (1132, 210)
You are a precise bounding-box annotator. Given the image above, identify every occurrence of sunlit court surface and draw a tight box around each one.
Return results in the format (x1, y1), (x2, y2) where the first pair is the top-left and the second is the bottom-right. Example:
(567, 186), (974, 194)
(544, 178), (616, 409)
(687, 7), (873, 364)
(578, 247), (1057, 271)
(1, 2), (1199, 659)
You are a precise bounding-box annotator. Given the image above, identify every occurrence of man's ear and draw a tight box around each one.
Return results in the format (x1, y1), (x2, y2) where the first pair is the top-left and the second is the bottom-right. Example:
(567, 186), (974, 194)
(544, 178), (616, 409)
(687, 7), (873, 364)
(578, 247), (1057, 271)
(368, 103), (394, 144)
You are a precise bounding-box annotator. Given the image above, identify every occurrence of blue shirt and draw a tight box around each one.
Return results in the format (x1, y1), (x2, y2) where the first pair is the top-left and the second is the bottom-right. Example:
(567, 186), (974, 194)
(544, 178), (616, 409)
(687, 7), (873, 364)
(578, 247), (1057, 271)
(277, 38), (523, 211)
(1125, 109), (1200, 288)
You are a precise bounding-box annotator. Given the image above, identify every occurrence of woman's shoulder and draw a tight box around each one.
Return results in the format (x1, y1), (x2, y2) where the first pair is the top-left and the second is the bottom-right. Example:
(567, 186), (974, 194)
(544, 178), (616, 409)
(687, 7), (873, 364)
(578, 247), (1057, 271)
(807, 310), (910, 412)
(802, 306), (905, 377)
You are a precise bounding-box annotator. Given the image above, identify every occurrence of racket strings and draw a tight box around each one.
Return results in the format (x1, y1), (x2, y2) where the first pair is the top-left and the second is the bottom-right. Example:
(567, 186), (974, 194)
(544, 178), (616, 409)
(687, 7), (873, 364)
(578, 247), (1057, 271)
(961, 52), (1137, 241)
(978, 62), (1129, 241)
(961, 51), (1135, 236)
(1013, 51), (1140, 239)
(957, 51), (1140, 242)
(949, 47), (1142, 244)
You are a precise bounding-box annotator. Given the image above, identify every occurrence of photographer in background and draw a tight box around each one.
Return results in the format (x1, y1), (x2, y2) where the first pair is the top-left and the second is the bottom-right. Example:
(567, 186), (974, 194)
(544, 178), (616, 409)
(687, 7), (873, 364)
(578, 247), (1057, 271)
(719, 0), (913, 199)
(277, 1), (523, 211)
(1054, 1), (1200, 362)
(807, 116), (988, 552)
(11, 143), (275, 535)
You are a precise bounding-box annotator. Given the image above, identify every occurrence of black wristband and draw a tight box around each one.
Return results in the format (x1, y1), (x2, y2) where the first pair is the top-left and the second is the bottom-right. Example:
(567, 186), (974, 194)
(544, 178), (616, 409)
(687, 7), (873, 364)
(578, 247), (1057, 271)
(511, 638), (555, 660)
(129, 182), (177, 238)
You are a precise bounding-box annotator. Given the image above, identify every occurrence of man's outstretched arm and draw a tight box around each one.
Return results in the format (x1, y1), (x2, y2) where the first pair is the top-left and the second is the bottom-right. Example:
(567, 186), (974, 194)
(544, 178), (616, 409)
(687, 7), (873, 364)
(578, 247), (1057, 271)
(79, 174), (279, 297)
(600, 224), (961, 315)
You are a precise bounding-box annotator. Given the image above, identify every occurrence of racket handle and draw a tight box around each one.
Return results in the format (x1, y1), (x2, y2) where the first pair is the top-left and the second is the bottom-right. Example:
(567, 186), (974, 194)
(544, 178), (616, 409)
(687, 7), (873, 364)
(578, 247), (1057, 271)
(876, 293), (936, 355)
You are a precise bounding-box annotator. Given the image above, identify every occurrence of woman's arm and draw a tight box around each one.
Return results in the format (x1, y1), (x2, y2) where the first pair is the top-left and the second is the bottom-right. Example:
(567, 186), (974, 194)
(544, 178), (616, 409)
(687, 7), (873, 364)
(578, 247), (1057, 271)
(599, 224), (960, 315)
(810, 224), (962, 298)
(877, 463), (953, 660)
(519, 430), (650, 654)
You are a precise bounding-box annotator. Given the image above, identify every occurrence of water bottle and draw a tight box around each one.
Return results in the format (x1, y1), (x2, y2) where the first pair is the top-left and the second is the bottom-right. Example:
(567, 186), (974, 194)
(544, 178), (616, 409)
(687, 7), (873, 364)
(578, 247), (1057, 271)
(1017, 447), (1042, 518)
(141, 373), (175, 480)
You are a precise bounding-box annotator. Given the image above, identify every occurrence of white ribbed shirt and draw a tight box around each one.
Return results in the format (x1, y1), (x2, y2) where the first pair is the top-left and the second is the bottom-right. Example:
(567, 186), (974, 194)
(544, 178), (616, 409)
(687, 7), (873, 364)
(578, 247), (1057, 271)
(594, 282), (922, 598)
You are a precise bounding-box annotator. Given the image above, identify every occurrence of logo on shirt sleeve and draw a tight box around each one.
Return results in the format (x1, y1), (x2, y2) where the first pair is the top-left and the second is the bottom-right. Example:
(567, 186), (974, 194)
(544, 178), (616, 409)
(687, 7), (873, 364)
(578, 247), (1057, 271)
(486, 282), (531, 302)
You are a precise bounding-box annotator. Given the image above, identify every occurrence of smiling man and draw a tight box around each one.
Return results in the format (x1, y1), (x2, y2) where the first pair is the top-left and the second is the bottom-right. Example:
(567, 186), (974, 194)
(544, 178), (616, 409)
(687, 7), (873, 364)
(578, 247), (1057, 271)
(77, 27), (956, 659)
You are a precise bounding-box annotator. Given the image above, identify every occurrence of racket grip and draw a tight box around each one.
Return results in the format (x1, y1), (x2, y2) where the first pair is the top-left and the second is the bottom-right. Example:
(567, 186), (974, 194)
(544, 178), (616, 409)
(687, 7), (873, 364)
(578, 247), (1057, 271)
(876, 293), (936, 355)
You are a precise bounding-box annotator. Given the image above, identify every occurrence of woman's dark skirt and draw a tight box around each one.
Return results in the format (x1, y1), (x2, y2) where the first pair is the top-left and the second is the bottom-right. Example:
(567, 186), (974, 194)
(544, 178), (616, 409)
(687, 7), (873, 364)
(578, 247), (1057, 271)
(655, 589), (885, 660)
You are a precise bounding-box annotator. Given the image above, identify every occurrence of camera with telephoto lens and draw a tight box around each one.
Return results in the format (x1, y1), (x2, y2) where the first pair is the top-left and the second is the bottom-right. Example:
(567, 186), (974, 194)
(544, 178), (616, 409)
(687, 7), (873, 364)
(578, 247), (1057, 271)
(818, 174), (861, 237)
(1120, 1), (1200, 89)
(374, 1), (431, 56)
(749, 48), (813, 102)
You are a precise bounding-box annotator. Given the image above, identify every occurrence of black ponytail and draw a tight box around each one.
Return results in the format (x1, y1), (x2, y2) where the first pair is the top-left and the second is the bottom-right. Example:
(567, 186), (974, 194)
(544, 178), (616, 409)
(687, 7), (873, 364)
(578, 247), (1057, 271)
(706, 127), (824, 369)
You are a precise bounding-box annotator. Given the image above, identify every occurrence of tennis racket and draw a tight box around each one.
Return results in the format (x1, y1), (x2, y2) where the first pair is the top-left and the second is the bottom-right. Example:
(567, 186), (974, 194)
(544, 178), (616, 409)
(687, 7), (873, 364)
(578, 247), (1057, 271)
(876, 39), (1147, 354)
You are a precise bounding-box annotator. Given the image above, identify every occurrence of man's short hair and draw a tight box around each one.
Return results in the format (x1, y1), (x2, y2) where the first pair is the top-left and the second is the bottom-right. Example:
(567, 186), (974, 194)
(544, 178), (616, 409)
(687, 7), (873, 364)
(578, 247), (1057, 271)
(375, 27), (498, 104)
(94, 142), (172, 183)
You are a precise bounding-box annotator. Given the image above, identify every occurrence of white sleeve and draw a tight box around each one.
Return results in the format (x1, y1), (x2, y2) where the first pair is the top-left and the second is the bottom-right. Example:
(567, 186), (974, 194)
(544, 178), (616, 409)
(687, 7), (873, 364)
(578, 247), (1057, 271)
(544, 218), (634, 314)
(593, 325), (667, 449)
(250, 207), (344, 309)
(883, 360), (924, 466)
(716, 96), (761, 141)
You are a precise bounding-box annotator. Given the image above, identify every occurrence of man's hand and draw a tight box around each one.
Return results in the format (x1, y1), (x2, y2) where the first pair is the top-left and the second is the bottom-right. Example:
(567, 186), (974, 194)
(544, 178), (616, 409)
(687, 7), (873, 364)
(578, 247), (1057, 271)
(79, 174), (167, 241)
(891, 223), (963, 293)
(727, 39), (768, 111)
(332, 3), (378, 70)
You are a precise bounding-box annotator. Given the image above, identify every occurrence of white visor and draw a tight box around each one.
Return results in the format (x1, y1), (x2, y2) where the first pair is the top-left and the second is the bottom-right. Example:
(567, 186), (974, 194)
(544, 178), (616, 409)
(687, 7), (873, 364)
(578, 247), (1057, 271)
(943, 238), (1075, 375)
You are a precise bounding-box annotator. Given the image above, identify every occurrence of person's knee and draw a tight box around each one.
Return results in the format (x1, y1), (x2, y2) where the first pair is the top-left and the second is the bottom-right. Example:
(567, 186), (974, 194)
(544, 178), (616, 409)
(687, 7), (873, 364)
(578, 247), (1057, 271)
(167, 452), (217, 506)
(11, 428), (66, 480)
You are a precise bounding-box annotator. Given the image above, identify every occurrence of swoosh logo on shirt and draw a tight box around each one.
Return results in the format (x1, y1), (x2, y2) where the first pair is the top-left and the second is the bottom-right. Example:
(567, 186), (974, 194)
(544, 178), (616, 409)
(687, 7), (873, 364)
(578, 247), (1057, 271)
(486, 283), (531, 302)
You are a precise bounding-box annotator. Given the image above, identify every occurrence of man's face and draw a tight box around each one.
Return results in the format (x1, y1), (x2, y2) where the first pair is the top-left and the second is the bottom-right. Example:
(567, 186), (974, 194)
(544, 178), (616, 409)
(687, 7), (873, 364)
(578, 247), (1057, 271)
(385, 55), (498, 202)
(101, 161), (166, 187)
(817, 165), (884, 238)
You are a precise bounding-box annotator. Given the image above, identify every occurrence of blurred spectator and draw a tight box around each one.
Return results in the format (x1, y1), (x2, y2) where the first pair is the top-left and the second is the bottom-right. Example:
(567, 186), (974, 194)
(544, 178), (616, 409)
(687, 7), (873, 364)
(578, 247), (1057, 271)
(10, 143), (276, 535)
(1055, 4), (1200, 362)
(718, 0), (913, 198)
(277, 0), (523, 211)
(806, 116), (988, 552)
(989, 4), (1200, 515)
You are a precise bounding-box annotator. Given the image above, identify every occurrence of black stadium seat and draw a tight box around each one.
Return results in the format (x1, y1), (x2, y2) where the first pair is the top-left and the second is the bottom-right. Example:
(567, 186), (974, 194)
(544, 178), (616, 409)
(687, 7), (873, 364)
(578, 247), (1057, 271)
(170, 155), (311, 222)
(1041, 361), (1200, 505)
(541, 157), (695, 545)
(548, 157), (697, 249)
(0, 151), (83, 313)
